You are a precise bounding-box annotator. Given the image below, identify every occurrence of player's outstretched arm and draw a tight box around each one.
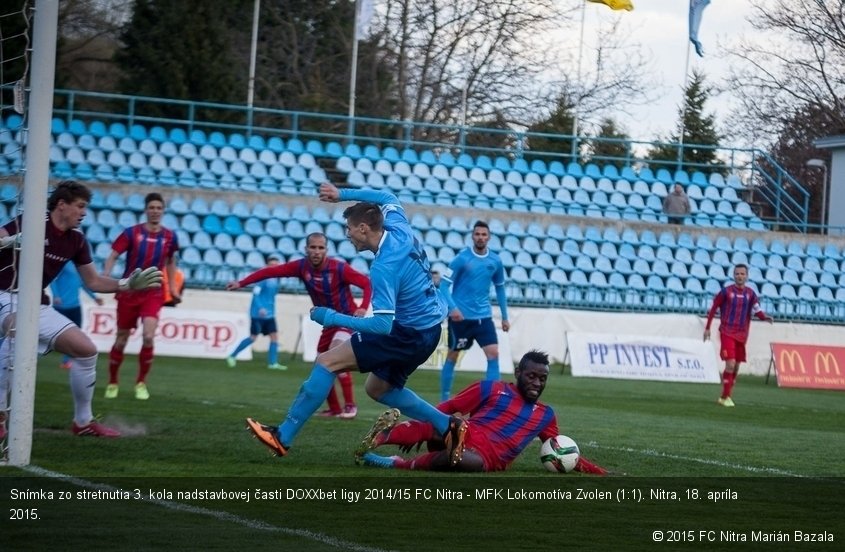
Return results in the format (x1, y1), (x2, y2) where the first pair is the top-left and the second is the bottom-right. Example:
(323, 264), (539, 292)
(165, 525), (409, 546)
(319, 182), (400, 207)
(77, 263), (161, 294)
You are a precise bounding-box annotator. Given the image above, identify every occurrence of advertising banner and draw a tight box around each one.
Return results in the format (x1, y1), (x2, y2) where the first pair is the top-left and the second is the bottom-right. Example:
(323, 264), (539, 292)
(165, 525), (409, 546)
(567, 331), (720, 383)
(771, 343), (845, 390)
(84, 306), (250, 360)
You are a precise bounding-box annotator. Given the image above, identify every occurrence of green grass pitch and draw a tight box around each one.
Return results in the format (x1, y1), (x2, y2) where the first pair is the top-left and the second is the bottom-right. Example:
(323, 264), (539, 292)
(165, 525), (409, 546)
(2, 353), (843, 550)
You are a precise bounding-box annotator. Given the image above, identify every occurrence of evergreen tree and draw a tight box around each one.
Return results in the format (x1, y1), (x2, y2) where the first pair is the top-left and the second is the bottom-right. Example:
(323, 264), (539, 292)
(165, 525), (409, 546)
(115, 0), (249, 121)
(587, 117), (632, 167)
(525, 94), (577, 165)
(648, 71), (720, 171)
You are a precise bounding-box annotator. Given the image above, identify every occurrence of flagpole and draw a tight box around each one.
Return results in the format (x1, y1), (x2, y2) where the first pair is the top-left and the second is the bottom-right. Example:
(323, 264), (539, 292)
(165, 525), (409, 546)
(571, 0), (587, 160)
(348, 0), (360, 138)
(677, 38), (692, 171)
(247, 0), (261, 131)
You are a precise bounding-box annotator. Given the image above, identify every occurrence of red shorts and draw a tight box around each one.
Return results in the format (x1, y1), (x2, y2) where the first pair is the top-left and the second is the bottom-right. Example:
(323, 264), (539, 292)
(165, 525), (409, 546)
(115, 290), (164, 330)
(317, 327), (353, 353)
(719, 334), (746, 363)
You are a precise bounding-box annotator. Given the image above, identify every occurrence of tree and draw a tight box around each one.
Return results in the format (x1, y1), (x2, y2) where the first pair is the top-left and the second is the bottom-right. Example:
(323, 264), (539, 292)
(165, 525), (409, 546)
(115, 0), (249, 120)
(647, 71), (720, 171)
(380, 0), (570, 140)
(525, 94), (577, 164)
(587, 117), (632, 166)
(725, 0), (845, 142)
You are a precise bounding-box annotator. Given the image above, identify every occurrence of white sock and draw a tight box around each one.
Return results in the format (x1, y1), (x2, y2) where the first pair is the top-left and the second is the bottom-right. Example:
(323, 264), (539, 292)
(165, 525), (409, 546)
(69, 354), (98, 425)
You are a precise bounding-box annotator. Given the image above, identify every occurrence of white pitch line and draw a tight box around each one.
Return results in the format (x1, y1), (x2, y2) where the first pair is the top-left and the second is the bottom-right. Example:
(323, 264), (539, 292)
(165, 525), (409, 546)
(23, 465), (396, 552)
(584, 441), (804, 477)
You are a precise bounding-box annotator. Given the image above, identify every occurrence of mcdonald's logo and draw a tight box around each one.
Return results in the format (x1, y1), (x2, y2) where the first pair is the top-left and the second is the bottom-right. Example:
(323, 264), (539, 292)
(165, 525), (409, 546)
(814, 352), (841, 376)
(779, 349), (806, 373)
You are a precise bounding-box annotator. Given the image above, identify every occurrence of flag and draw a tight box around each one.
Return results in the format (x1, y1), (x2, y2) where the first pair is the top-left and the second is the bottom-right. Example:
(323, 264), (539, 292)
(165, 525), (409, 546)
(689, 0), (711, 57)
(586, 0), (634, 10)
(356, 0), (374, 41)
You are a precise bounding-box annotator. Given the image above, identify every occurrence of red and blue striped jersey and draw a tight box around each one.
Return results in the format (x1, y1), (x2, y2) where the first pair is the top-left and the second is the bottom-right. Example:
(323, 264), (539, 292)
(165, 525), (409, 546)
(439, 380), (559, 470)
(238, 257), (372, 315)
(705, 284), (766, 343)
(111, 224), (179, 278)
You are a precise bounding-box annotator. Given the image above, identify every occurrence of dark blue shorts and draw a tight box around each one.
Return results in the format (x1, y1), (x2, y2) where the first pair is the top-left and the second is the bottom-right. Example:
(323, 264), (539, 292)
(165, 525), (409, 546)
(250, 317), (278, 336)
(351, 322), (442, 389)
(447, 317), (498, 351)
(55, 306), (82, 327)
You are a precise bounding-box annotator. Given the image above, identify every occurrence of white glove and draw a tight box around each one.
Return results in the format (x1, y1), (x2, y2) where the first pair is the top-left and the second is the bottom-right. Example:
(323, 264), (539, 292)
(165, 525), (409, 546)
(0, 233), (21, 249)
(118, 267), (163, 291)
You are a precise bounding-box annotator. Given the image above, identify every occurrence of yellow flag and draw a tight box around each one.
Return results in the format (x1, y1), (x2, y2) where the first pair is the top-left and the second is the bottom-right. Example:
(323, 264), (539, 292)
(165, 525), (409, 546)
(587, 0), (634, 11)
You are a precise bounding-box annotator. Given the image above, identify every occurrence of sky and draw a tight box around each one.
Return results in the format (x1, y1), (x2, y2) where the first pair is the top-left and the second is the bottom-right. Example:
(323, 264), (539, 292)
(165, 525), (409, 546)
(568, 0), (766, 146)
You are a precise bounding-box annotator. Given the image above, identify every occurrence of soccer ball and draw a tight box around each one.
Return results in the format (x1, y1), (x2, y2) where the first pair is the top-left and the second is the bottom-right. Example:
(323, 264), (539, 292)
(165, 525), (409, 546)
(540, 435), (580, 473)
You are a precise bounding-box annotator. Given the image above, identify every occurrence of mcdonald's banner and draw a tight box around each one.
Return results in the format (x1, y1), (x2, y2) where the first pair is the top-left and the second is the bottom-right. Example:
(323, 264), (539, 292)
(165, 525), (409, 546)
(771, 343), (845, 390)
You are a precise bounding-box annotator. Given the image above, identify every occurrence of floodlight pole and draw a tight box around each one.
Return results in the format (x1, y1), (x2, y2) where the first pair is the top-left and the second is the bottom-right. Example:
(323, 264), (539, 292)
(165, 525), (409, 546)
(806, 159), (828, 234)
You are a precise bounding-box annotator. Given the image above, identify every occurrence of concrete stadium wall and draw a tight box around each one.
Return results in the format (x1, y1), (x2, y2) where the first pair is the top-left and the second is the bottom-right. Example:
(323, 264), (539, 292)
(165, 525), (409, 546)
(131, 288), (845, 377)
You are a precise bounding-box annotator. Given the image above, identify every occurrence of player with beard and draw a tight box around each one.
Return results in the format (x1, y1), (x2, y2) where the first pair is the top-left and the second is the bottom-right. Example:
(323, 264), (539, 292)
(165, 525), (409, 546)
(227, 232), (372, 418)
(356, 349), (607, 474)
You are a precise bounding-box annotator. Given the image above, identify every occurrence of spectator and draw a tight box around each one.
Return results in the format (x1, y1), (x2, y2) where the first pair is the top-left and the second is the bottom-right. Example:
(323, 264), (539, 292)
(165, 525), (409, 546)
(662, 183), (691, 225)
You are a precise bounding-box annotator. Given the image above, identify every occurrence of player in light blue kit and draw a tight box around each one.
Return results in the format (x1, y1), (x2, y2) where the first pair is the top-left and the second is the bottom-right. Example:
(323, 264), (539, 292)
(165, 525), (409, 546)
(438, 220), (510, 400)
(226, 254), (287, 370)
(246, 183), (467, 465)
(50, 261), (104, 369)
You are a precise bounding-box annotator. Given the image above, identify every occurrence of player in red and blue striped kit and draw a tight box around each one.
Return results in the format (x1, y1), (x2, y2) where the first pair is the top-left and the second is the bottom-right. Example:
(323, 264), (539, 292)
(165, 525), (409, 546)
(356, 350), (607, 474)
(229, 232), (372, 418)
(704, 264), (773, 407)
(103, 193), (180, 401)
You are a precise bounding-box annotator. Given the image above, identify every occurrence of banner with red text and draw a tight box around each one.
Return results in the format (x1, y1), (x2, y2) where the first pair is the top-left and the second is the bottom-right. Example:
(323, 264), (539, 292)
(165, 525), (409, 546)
(84, 306), (250, 360)
(567, 331), (720, 383)
(771, 343), (845, 390)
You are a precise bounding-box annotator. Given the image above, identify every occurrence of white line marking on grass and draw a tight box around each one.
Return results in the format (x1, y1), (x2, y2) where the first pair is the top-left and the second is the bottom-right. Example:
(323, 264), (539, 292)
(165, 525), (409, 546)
(584, 442), (804, 477)
(23, 465), (396, 552)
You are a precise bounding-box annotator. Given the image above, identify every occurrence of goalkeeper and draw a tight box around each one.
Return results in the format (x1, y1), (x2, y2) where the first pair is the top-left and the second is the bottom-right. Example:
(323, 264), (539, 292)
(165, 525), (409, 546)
(0, 180), (162, 438)
(356, 349), (607, 474)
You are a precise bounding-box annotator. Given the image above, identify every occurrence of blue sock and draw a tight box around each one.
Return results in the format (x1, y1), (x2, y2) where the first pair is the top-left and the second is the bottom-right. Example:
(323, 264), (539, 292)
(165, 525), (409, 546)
(278, 364), (335, 445)
(61, 355), (71, 364)
(486, 358), (500, 380)
(440, 359), (456, 402)
(380, 387), (449, 435)
(268, 342), (279, 365)
(231, 337), (253, 357)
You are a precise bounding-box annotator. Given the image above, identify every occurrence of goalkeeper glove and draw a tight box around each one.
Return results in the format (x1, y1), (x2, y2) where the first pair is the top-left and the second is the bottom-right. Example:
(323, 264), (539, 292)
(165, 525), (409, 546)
(0, 233), (21, 249)
(118, 267), (163, 291)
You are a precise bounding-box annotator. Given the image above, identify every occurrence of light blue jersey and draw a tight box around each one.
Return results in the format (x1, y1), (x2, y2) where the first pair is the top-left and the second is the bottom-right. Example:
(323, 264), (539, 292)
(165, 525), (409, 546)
(250, 278), (279, 319)
(50, 262), (96, 309)
(339, 189), (447, 330)
(443, 248), (506, 320)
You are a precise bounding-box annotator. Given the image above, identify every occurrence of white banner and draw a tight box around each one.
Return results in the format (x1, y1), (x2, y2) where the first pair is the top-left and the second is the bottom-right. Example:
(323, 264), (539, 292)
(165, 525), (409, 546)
(84, 305), (251, 360)
(299, 316), (513, 374)
(567, 331), (720, 383)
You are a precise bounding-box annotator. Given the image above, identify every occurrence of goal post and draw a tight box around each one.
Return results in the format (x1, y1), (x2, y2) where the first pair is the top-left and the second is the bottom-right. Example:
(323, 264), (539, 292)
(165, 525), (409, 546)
(5, 0), (59, 466)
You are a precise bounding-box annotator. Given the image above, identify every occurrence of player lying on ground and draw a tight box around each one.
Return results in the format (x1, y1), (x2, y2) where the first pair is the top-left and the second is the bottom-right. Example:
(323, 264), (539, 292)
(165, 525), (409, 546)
(356, 349), (607, 474)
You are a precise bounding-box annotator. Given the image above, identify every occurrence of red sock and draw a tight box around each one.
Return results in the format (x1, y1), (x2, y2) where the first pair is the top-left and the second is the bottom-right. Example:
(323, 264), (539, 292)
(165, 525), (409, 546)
(394, 451), (439, 471)
(380, 420), (435, 447)
(137, 345), (154, 383)
(325, 386), (342, 413)
(108, 346), (124, 385)
(721, 371), (737, 398)
(575, 456), (608, 476)
(337, 372), (355, 406)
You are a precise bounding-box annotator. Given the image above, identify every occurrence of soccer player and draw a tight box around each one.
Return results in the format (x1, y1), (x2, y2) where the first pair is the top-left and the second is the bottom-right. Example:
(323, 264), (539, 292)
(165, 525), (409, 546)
(356, 349), (607, 474)
(245, 183), (467, 464)
(704, 264), (773, 407)
(226, 233), (372, 418)
(0, 180), (162, 437)
(438, 220), (510, 401)
(102, 192), (180, 400)
(50, 261), (104, 369)
(225, 254), (288, 371)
